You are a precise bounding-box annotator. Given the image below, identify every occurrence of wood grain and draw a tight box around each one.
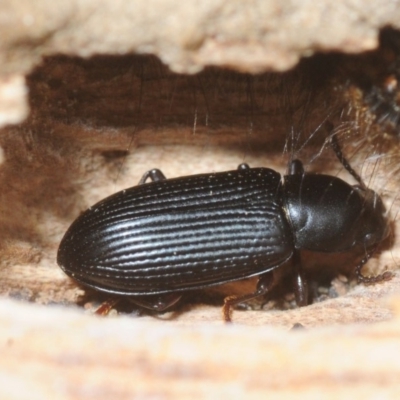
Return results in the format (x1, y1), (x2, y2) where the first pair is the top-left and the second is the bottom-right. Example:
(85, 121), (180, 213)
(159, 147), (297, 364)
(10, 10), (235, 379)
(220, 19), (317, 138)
(1, 296), (400, 399)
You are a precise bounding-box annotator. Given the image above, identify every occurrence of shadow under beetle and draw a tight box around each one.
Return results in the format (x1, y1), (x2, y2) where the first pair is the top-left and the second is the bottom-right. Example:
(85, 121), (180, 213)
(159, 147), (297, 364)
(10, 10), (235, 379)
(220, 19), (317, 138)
(57, 134), (392, 321)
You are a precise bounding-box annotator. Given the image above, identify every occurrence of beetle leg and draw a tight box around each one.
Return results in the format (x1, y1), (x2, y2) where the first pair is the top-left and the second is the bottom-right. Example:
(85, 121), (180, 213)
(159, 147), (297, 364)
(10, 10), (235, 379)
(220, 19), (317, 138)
(288, 159), (304, 175)
(94, 298), (120, 316)
(129, 293), (182, 312)
(138, 168), (167, 184)
(237, 163), (250, 170)
(292, 252), (308, 307)
(93, 294), (182, 316)
(223, 271), (277, 322)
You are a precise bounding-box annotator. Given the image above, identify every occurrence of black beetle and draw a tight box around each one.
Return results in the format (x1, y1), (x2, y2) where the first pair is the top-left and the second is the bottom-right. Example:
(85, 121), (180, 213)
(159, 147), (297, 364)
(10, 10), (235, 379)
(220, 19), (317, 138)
(57, 135), (392, 321)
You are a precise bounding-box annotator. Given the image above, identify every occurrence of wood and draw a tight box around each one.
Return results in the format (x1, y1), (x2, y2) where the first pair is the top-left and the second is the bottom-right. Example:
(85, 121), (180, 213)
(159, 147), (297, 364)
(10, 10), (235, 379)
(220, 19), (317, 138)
(1, 297), (400, 399)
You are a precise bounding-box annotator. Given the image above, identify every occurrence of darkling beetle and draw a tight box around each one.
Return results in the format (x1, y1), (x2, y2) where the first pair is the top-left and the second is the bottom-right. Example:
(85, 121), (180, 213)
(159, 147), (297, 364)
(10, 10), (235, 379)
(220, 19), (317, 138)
(57, 132), (392, 321)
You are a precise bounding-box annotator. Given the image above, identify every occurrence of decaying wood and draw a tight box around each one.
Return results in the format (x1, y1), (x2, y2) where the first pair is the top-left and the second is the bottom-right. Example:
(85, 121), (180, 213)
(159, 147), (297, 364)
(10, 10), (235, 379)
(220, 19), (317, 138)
(1, 0), (400, 127)
(1, 297), (400, 399)
(1, 0), (400, 76)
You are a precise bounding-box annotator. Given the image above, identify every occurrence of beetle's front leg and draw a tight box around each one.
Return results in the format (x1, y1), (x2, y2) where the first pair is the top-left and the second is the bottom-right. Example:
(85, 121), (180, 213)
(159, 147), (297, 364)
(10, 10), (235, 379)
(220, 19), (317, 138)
(138, 168), (167, 184)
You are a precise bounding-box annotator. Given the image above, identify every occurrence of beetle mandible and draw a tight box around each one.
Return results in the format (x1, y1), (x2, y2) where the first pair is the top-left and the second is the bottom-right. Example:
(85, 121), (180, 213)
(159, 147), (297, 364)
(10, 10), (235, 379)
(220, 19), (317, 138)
(57, 134), (392, 321)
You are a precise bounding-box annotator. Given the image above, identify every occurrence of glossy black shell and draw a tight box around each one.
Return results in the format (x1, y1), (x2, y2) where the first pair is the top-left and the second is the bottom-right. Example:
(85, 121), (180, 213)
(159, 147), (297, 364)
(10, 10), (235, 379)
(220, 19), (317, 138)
(57, 168), (294, 295)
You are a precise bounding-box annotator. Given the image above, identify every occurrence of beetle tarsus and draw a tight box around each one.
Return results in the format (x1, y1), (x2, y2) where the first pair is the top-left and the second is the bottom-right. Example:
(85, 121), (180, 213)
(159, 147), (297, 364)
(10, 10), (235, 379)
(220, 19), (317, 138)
(223, 292), (266, 323)
(222, 271), (277, 322)
(94, 298), (120, 316)
(222, 295), (237, 322)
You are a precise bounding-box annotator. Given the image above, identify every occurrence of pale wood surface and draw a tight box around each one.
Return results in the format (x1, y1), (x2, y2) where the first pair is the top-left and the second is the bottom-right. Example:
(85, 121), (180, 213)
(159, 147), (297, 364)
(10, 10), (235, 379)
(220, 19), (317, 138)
(1, 296), (400, 400)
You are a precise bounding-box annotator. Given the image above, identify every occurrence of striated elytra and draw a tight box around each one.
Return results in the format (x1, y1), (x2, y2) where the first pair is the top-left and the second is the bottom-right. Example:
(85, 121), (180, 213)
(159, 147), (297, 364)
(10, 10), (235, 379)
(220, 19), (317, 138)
(57, 136), (391, 321)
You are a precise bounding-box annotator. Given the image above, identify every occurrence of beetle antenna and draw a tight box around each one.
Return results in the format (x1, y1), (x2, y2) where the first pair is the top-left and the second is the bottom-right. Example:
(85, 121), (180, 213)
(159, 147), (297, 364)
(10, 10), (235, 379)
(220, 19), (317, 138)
(325, 122), (366, 189)
(356, 245), (393, 284)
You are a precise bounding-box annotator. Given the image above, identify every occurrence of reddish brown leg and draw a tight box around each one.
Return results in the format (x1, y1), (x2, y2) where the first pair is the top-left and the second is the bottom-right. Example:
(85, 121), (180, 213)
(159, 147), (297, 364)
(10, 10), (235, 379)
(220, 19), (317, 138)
(223, 271), (277, 323)
(95, 298), (120, 316)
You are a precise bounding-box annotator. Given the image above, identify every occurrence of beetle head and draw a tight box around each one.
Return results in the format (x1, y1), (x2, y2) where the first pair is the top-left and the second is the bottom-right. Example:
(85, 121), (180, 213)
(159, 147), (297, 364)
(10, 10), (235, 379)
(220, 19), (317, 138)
(352, 186), (390, 249)
(284, 174), (390, 253)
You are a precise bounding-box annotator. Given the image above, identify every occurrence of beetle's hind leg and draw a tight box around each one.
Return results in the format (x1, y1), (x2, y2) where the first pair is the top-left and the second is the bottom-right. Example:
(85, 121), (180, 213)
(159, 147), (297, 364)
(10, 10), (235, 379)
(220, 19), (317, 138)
(138, 168), (167, 184)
